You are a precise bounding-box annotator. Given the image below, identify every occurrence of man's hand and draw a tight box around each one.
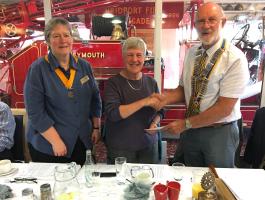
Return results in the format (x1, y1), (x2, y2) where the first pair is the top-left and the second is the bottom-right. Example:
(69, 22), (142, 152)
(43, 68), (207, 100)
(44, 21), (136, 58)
(91, 129), (100, 144)
(163, 119), (186, 134)
(52, 139), (67, 157)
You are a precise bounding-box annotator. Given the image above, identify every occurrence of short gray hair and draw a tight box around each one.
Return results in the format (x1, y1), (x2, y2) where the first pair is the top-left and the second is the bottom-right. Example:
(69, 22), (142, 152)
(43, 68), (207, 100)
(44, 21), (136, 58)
(44, 17), (72, 43)
(122, 37), (147, 56)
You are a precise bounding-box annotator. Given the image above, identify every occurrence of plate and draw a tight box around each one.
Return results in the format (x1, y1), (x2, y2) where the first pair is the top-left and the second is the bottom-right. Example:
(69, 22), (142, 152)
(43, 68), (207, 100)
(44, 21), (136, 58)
(0, 167), (18, 176)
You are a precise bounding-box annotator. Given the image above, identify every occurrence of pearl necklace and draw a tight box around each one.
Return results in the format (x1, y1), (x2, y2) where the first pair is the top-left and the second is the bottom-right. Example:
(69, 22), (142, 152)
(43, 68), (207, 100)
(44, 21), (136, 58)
(126, 78), (142, 91)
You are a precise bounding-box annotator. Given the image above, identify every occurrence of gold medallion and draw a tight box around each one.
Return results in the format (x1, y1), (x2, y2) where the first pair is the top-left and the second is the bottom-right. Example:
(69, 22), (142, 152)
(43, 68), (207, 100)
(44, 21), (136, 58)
(68, 89), (74, 98)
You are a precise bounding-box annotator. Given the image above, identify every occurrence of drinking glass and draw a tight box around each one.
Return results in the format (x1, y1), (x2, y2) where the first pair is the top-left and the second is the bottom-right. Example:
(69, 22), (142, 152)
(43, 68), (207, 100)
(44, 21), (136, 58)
(91, 166), (101, 184)
(172, 162), (185, 181)
(115, 157), (127, 184)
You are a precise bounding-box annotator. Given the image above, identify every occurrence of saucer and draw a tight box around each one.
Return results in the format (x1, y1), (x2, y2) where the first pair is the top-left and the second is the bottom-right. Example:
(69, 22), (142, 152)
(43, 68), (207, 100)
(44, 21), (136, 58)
(0, 168), (18, 176)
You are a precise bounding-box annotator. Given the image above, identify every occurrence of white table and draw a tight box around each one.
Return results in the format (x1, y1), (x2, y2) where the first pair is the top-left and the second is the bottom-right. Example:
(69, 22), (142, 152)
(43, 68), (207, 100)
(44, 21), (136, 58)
(0, 162), (264, 200)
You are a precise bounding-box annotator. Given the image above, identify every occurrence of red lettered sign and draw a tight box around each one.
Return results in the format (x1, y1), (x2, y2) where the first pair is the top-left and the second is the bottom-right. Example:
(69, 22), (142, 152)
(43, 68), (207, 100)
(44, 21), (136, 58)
(86, 2), (184, 29)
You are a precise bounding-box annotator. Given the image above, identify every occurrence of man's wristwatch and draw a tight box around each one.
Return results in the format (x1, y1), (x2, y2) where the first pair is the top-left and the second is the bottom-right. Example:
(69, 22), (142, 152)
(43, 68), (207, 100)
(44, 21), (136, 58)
(185, 119), (192, 129)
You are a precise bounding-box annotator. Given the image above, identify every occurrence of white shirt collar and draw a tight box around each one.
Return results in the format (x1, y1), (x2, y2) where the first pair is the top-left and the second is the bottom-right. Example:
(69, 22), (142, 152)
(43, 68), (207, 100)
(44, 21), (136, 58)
(203, 38), (224, 56)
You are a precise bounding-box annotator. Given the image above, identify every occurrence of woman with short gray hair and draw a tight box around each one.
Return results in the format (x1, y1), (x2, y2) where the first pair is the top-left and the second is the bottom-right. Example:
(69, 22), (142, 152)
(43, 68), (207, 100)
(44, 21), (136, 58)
(44, 17), (72, 43)
(104, 37), (164, 164)
(24, 17), (102, 165)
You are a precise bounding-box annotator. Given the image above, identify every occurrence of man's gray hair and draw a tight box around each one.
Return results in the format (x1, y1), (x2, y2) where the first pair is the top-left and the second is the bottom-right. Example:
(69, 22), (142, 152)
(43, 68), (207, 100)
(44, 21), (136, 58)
(122, 37), (147, 56)
(44, 17), (72, 43)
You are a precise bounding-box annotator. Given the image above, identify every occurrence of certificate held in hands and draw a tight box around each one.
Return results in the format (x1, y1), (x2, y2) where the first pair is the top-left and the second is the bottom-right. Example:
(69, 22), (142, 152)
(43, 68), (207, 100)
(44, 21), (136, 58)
(145, 126), (165, 134)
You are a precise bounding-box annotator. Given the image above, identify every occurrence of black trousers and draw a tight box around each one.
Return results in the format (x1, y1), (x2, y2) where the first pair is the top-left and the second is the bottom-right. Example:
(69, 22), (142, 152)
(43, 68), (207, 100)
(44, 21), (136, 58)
(0, 149), (13, 161)
(28, 138), (87, 166)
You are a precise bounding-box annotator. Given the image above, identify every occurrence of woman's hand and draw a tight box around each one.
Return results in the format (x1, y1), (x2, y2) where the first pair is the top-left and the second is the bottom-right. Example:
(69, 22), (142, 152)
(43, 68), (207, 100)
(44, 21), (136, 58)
(91, 129), (100, 144)
(41, 126), (67, 157)
(145, 122), (159, 135)
(150, 121), (158, 129)
(52, 138), (67, 156)
(144, 95), (161, 110)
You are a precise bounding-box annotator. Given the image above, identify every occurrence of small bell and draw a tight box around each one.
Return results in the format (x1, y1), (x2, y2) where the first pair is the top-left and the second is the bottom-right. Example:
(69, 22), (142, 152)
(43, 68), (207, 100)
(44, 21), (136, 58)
(235, 4), (244, 11)
(111, 24), (125, 40)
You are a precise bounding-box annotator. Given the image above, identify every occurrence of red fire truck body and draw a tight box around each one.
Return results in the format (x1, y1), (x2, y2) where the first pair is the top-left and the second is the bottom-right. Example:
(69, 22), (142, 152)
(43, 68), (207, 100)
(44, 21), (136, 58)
(2, 40), (257, 128)
(4, 40), (159, 107)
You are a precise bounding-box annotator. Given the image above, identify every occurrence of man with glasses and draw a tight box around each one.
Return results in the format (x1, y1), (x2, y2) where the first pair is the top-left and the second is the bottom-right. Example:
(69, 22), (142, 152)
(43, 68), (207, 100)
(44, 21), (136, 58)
(152, 2), (249, 167)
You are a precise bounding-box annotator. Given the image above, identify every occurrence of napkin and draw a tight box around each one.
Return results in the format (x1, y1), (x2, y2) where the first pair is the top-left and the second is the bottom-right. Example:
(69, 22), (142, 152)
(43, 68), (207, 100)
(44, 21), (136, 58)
(123, 182), (152, 200)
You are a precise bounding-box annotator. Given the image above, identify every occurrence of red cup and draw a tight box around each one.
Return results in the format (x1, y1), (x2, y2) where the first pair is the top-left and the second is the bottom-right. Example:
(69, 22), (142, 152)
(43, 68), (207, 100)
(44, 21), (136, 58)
(167, 181), (181, 200)
(153, 183), (168, 200)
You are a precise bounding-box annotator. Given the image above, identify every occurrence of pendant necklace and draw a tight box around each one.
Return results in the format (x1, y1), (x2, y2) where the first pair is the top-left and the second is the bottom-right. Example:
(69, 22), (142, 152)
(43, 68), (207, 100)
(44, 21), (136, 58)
(126, 78), (142, 91)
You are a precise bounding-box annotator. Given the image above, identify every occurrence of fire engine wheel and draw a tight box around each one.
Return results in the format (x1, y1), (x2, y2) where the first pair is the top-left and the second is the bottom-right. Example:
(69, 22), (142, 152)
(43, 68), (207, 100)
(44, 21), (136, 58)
(5, 23), (17, 37)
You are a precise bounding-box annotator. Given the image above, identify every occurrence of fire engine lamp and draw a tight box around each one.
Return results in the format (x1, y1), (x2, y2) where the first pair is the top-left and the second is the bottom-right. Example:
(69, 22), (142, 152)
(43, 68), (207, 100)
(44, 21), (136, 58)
(102, 12), (114, 18)
(111, 18), (122, 24)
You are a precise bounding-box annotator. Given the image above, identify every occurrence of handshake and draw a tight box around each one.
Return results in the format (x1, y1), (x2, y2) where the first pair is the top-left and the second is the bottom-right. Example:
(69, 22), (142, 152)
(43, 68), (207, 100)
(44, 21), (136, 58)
(144, 93), (186, 135)
(144, 93), (167, 111)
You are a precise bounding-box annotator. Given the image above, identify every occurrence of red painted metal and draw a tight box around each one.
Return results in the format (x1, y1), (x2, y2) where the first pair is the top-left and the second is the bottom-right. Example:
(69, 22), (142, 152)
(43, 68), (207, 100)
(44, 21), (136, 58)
(0, 0), (258, 126)
(92, 2), (184, 29)
(73, 41), (123, 68)
(0, 0), (133, 55)
(8, 42), (45, 108)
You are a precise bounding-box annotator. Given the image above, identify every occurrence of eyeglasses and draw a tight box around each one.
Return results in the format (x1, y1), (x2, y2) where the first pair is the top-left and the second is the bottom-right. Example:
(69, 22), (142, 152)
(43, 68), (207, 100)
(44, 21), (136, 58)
(50, 33), (72, 40)
(10, 177), (38, 184)
(195, 18), (221, 26)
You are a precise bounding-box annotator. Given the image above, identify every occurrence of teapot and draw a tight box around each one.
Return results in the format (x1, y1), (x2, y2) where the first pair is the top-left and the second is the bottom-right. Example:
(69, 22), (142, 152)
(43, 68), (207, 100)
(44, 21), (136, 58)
(53, 162), (80, 200)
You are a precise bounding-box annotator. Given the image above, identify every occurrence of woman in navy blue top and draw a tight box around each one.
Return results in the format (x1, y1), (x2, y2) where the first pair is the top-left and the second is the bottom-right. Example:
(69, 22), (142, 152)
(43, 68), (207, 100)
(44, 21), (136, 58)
(104, 37), (164, 164)
(24, 17), (102, 165)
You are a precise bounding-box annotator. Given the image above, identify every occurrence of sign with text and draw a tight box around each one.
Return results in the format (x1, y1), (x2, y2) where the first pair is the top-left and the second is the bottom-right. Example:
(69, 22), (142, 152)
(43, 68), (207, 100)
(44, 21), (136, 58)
(86, 2), (184, 29)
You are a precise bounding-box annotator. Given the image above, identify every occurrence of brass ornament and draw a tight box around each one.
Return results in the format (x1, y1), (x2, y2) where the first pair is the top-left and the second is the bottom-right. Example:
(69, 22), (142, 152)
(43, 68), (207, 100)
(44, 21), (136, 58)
(201, 172), (215, 191)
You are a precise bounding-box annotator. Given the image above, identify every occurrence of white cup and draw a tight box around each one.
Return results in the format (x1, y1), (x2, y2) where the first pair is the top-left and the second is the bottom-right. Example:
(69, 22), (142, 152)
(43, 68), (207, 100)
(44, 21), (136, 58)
(0, 159), (11, 173)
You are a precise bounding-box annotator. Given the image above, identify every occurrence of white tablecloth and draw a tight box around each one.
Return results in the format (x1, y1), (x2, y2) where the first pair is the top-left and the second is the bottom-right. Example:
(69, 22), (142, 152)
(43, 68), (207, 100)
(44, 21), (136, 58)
(0, 162), (264, 200)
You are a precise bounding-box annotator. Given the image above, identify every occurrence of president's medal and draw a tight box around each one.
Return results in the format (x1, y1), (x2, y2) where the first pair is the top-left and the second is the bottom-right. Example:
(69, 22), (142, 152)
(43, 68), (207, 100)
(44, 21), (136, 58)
(68, 88), (74, 98)
(45, 55), (78, 99)
(54, 68), (76, 98)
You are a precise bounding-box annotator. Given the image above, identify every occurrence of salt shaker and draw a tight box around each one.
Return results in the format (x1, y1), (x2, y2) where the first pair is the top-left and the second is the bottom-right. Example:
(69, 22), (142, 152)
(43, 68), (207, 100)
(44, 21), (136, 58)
(40, 183), (52, 200)
(22, 188), (34, 200)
